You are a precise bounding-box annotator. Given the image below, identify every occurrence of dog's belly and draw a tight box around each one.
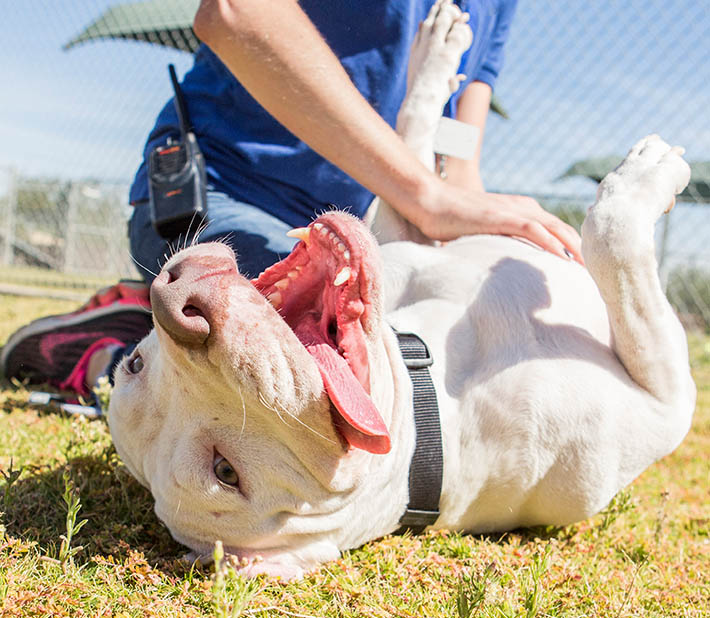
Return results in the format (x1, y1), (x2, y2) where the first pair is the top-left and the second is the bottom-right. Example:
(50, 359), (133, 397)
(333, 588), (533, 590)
(381, 234), (610, 345)
(380, 234), (621, 530)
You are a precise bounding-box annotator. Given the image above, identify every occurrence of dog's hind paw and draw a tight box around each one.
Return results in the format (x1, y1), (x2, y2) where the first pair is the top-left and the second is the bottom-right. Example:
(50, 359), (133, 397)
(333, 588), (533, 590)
(597, 134), (691, 220)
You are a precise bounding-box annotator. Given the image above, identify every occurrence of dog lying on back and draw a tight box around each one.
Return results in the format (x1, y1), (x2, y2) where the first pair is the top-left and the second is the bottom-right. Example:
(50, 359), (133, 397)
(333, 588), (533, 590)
(108, 1), (696, 579)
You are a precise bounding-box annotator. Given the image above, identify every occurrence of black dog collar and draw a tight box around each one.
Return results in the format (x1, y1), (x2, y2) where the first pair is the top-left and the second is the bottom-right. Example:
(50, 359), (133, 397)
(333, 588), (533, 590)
(393, 330), (443, 534)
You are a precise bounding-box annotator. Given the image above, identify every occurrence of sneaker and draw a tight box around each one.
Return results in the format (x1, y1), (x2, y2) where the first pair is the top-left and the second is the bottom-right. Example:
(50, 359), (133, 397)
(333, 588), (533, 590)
(0, 280), (153, 396)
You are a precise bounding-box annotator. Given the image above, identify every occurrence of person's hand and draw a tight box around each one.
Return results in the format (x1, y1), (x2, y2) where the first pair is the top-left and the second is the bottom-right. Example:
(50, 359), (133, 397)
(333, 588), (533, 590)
(415, 183), (584, 264)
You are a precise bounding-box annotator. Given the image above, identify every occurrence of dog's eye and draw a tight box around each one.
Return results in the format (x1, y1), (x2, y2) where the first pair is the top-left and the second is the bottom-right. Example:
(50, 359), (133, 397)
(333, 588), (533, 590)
(127, 354), (144, 374)
(213, 454), (239, 487)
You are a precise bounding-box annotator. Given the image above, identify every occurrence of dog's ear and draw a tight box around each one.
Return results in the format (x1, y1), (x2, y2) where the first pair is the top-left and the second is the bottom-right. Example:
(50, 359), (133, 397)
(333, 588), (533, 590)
(308, 342), (391, 454)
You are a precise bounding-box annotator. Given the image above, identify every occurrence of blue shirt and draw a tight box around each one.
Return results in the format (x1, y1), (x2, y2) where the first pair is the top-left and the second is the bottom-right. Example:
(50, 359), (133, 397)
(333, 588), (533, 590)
(129, 0), (518, 228)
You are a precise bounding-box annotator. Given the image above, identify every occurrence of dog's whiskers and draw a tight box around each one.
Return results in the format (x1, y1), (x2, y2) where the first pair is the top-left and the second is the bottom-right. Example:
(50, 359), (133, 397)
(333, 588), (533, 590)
(179, 211), (202, 251)
(211, 232), (236, 253)
(258, 392), (336, 445)
(237, 386), (246, 443)
(129, 252), (159, 279)
(190, 219), (211, 247)
(215, 231), (234, 244)
(258, 392), (291, 429)
(285, 411), (336, 445)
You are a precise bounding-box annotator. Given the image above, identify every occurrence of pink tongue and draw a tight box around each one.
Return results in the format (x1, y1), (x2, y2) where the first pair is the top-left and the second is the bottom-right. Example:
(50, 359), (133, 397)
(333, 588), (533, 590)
(306, 343), (391, 454)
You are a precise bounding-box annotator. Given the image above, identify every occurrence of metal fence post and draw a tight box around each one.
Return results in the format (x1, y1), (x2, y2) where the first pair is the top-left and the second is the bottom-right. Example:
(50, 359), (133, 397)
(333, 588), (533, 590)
(2, 168), (17, 266)
(63, 183), (78, 273)
(657, 211), (672, 294)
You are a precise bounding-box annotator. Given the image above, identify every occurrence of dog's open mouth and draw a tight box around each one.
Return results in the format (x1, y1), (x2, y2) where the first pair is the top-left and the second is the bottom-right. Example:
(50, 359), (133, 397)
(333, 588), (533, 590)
(253, 212), (390, 454)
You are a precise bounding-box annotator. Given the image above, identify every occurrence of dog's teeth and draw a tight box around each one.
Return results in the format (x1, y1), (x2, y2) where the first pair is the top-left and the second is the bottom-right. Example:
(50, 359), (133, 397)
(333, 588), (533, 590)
(287, 270), (299, 279)
(313, 223), (324, 232)
(343, 250), (351, 261)
(286, 227), (311, 245)
(333, 266), (351, 286)
(268, 291), (283, 307)
(274, 279), (290, 290)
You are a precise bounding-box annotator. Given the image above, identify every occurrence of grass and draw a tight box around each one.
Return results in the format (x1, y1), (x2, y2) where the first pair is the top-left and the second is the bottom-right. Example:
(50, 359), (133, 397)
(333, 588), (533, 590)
(0, 264), (121, 293)
(1, 292), (709, 617)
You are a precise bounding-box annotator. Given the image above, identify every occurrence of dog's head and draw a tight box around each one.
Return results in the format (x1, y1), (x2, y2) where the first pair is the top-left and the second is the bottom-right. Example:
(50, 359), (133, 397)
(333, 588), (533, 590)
(108, 212), (400, 578)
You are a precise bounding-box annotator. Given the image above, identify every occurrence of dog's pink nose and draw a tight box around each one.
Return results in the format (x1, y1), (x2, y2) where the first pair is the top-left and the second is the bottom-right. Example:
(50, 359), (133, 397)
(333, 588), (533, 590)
(150, 247), (237, 346)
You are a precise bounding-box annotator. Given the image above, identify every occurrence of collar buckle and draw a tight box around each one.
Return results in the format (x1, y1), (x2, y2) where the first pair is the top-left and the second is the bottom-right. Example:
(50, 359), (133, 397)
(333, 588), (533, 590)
(396, 331), (434, 369)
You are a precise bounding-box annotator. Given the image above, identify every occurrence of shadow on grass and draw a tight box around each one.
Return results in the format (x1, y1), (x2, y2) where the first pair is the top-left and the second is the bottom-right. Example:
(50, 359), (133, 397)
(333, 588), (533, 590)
(2, 445), (189, 570)
(2, 425), (579, 570)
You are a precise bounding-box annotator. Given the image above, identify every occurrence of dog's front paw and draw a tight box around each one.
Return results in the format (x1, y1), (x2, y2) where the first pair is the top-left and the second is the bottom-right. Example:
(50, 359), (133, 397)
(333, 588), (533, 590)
(407, 0), (473, 96)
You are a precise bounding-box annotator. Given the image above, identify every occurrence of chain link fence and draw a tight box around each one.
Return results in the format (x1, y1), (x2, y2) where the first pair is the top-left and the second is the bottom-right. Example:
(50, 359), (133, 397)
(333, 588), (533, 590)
(1, 1), (709, 327)
(0, 170), (134, 282)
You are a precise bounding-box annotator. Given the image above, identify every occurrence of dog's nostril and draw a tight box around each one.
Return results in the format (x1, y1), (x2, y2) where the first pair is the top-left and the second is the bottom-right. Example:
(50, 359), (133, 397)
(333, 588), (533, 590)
(183, 304), (204, 318)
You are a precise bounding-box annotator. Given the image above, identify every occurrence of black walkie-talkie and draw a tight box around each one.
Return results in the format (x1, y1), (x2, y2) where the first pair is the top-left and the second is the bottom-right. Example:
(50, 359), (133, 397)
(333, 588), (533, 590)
(148, 64), (207, 239)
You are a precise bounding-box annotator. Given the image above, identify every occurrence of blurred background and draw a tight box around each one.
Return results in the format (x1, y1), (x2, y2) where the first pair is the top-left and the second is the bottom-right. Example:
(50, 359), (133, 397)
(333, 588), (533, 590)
(1, 1), (709, 327)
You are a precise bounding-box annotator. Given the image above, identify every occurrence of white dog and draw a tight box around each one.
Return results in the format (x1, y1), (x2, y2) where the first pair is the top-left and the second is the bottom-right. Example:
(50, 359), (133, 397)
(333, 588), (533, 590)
(108, 1), (696, 579)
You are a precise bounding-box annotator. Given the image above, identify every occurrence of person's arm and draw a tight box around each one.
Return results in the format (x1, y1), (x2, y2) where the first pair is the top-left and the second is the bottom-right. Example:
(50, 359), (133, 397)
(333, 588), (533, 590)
(443, 80), (490, 192)
(193, 0), (582, 262)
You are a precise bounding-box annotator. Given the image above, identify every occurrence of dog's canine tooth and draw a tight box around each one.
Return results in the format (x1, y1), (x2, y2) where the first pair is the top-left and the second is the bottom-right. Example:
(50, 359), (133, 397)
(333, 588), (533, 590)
(286, 227), (311, 245)
(333, 266), (351, 286)
(267, 291), (283, 307)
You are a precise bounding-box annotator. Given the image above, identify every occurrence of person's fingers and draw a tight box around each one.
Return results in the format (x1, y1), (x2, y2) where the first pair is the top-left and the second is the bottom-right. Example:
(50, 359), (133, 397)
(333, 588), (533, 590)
(497, 195), (584, 265)
(517, 219), (572, 262)
(539, 212), (584, 265)
(489, 214), (571, 262)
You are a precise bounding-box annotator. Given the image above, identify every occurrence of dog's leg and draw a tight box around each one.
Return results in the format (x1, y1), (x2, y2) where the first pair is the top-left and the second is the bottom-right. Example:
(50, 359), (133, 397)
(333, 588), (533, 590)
(582, 135), (695, 411)
(367, 0), (472, 244)
(397, 0), (473, 169)
(473, 136), (697, 529)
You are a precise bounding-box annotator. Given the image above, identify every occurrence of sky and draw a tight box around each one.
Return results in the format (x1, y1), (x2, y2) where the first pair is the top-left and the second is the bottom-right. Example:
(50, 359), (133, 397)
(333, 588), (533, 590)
(0, 0), (708, 202)
(0, 1), (193, 186)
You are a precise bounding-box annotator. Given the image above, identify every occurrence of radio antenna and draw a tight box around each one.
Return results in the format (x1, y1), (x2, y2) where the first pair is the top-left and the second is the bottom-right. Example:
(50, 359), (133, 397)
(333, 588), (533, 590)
(169, 63), (192, 137)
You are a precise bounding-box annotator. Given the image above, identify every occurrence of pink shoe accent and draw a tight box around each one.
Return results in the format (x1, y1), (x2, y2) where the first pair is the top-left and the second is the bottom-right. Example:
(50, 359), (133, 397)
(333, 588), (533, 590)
(58, 337), (124, 396)
(83, 282), (151, 312)
(40, 331), (101, 365)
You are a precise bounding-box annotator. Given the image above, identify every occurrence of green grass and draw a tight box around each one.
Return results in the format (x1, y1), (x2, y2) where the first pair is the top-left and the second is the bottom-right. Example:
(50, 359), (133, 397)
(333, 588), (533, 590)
(0, 264), (121, 292)
(1, 293), (709, 617)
